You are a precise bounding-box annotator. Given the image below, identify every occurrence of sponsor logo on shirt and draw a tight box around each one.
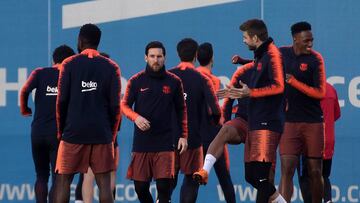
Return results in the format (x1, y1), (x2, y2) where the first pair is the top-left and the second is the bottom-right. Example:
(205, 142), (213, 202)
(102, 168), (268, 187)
(46, 86), (58, 96)
(163, 85), (171, 94)
(81, 81), (97, 92)
(300, 63), (308, 71)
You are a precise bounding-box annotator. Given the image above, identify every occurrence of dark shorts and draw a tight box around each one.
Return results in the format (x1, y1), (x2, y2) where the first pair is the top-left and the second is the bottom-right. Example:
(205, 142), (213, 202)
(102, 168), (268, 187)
(127, 151), (175, 181)
(55, 141), (115, 174)
(244, 130), (280, 163)
(224, 117), (248, 143)
(279, 122), (324, 158)
(176, 146), (203, 175)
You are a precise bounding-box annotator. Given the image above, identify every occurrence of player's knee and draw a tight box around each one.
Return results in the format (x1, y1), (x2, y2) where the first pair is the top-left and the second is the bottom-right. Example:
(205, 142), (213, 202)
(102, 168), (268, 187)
(281, 161), (297, 177)
(283, 166), (296, 177)
(308, 168), (322, 179)
(220, 125), (237, 140)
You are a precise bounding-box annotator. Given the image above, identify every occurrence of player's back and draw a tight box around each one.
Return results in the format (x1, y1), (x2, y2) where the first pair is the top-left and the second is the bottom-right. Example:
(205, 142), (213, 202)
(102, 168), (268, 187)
(31, 67), (59, 136)
(59, 50), (121, 144)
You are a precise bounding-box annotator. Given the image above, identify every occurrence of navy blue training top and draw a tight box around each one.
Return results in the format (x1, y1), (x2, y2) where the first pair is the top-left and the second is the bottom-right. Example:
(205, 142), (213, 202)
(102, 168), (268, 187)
(242, 38), (285, 133)
(280, 46), (326, 123)
(121, 65), (188, 152)
(57, 49), (122, 144)
(20, 66), (60, 137)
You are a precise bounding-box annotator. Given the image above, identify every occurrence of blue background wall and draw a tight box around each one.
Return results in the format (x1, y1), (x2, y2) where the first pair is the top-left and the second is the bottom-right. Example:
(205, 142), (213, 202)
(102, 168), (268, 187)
(0, 0), (359, 202)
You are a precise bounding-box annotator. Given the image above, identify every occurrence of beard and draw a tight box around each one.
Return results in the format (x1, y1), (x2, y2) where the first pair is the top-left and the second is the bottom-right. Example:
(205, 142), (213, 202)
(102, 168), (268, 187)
(149, 63), (162, 71)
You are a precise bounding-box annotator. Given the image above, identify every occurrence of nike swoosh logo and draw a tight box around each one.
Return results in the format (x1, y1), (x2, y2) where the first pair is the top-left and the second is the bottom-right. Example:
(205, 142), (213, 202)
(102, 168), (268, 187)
(140, 88), (149, 92)
(259, 178), (267, 182)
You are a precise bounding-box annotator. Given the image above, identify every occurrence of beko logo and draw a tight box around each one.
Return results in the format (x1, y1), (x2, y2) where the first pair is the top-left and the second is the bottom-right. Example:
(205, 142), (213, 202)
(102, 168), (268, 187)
(81, 81), (97, 92)
(46, 86), (58, 96)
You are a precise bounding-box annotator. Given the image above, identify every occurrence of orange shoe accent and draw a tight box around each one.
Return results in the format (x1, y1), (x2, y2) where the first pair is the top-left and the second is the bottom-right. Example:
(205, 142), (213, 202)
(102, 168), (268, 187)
(193, 169), (208, 185)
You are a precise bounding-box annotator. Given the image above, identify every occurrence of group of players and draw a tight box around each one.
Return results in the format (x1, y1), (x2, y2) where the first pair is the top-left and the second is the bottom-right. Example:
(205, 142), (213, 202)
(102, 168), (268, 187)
(20, 18), (340, 203)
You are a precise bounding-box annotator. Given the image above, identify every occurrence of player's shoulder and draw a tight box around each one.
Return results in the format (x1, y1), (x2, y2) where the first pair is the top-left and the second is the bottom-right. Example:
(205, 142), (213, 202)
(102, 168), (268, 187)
(62, 54), (80, 66)
(278, 45), (292, 53)
(267, 42), (281, 57)
(310, 49), (324, 63)
(166, 70), (182, 83)
(168, 66), (180, 74)
(128, 70), (146, 82)
(32, 67), (45, 73)
(30, 67), (49, 77)
(97, 55), (121, 70)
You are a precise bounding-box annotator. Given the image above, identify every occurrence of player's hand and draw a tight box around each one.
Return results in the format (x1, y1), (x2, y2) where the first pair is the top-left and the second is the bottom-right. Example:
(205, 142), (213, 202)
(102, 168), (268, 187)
(228, 81), (250, 99)
(177, 138), (188, 155)
(231, 55), (241, 64)
(285, 74), (293, 83)
(135, 116), (151, 131)
(216, 88), (229, 99)
(231, 55), (252, 65)
(21, 107), (32, 117)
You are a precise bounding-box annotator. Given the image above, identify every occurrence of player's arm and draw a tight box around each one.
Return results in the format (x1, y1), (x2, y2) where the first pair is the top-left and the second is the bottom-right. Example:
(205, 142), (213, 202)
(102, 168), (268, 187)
(226, 63), (255, 99)
(287, 53), (326, 99)
(202, 75), (221, 125)
(120, 77), (150, 131)
(109, 64), (122, 141)
(222, 68), (245, 121)
(56, 63), (71, 140)
(173, 79), (188, 154)
(232, 54), (253, 65)
(334, 87), (341, 121)
(174, 79), (188, 139)
(20, 68), (41, 116)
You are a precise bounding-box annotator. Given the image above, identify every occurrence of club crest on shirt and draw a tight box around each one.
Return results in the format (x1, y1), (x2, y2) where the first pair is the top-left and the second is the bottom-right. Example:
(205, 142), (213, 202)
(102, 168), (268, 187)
(163, 85), (171, 94)
(256, 62), (262, 71)
(300, 63), (308, 71)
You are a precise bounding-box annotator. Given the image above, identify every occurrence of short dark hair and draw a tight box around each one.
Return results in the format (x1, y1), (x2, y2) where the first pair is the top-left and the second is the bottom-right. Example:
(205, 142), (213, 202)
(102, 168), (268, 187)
(291, 21), (312, 36)
(197, 42), (213, 66)
(177, 38), (198, 62)
(145, 41), (166, 56)
(79, 23), (101, 47)
(239, 19), (268, 41)
(52, 45), (75, 64)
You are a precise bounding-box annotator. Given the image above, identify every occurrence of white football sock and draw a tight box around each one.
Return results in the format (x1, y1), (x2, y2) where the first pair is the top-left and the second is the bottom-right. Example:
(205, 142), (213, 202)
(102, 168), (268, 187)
(271, 194), (287, 203)
(203, 154), (217, 173)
